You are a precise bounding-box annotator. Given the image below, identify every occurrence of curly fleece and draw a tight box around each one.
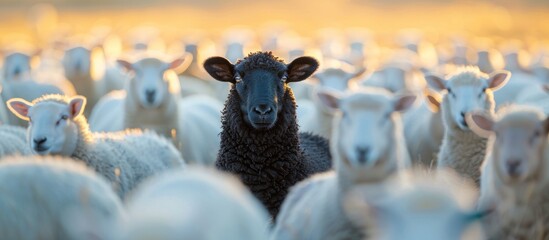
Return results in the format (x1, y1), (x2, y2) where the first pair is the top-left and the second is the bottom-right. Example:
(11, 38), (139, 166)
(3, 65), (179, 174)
(216, 52), (331, 218)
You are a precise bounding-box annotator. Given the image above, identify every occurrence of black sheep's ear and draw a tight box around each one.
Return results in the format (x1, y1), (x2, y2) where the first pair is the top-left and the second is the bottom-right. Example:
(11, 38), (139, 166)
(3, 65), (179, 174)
(203, 57), (235, 83)
(286, 56), (319, 83)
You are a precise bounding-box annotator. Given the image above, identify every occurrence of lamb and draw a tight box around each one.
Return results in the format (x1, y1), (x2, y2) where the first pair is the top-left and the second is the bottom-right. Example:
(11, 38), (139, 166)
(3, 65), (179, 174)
(119, 167), (270, 240)
(425, 66), (510, 185)
(89, 55), (222, 165)
(7, 94), (185, 198)
(402, 88), (444, 167)
(0, 124), (31, 158)
(0, 155), (123, 240)
(203, 52), (332, 218)
(271, 88), (415, 240)
(343, 169), (489, 240)
(467, 106), (549, 239)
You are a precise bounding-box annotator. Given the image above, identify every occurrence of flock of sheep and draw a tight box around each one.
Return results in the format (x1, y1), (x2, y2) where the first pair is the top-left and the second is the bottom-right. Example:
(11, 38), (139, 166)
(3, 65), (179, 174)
(0, 23), (548, 240)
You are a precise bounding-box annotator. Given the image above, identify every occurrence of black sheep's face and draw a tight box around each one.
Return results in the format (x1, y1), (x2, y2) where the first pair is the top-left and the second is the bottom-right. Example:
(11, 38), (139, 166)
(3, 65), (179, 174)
(204, 53), (319, 130)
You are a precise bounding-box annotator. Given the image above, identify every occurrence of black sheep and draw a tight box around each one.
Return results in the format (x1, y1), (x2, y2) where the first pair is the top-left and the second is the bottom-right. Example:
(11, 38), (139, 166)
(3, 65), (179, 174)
(203, 52), (331, 218)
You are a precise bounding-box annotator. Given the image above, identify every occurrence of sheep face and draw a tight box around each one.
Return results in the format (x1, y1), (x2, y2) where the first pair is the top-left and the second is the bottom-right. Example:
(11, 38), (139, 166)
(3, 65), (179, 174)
(63, 47), (92, 77)
(117, 57), (188, 108)
(7, 96), (85, 156)
(204, 52), (318, 130)
(318, 89), (415, 169)
(3, 52), (32, 82)
(468, 109), (549, 183)
(426, 68), (510, 131)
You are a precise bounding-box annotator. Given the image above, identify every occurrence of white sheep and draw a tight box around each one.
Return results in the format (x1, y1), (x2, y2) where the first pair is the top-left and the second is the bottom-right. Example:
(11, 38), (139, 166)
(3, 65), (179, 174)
(62, 45), (108, 116)
(89, 55), (222, 165)
(271, 88), (415, 240)
(7, 94), (185, 198)
(493, 50), (541, 107)
(0, 155), (123, 240)
(0, 124), (31, 158)
(343, 169), (488, 240)
(425, 66), (510, 185)
(467, 106), (549, 239)
(402, 88), (444, 167)
(119, 167), (270, 240)
(2, 51), (36, 82)
(298, 62), (365, 139)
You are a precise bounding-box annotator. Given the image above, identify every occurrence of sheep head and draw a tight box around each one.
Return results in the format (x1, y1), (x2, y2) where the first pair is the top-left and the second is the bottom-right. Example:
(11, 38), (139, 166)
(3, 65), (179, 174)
(7, 95), (86, 156)
(425, 67), (510, 131)
(318, 88), (415, 180)
(203, 51), (318, 130)
(467, 107), (549, 184)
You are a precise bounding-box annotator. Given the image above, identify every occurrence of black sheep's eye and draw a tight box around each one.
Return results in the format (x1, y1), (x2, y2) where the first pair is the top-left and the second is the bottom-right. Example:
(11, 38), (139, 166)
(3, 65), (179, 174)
(281, 75), (288, 82)
(235, 76), (242, 83)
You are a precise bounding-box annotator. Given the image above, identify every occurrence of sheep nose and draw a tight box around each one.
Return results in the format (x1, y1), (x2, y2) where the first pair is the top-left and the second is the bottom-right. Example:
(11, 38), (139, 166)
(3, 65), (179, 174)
(146, 89), (156, 103)
(506, 159), (521, 176)
(13, 67), (21, 76)
(460, 111), (468, 127)
(253, 104), (273, 115)
(33, 137), (47, 146)
(356, 146), (370, 164)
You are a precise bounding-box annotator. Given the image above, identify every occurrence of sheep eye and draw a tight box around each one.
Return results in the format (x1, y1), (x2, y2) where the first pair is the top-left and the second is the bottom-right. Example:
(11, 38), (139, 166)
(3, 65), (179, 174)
(61, 115), (68, 120)
(235, 75), (242, 83)
(534, 130), (541, 138)
(281, 75), (288, 82)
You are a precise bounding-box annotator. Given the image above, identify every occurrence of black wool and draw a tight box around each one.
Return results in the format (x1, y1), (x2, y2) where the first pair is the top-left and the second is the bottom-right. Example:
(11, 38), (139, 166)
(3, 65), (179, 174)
(216, 87), (331, 218)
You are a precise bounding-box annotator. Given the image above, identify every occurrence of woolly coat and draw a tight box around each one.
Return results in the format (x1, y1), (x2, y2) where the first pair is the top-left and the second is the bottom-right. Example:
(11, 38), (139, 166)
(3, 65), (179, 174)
(0, 156), (123, 240)
(216, 88), (331, 218)
(436, 94), (489, 186)
(121, 167), (270, 240)
(403, 102), (444, 167)
(71, 114), (185, 198)
(0, 125), (31, 159)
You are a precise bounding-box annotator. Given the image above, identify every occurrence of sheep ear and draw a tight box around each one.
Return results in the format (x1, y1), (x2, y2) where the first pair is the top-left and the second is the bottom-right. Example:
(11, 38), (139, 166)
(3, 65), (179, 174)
(425, 74), (447, 91)
(286, 56), (319, 83)
(424, 88), (442, 113)
(394, 94), (417, 112)
(69, 96), (87, 119)
(466, 112), (494, 138)
(7, 98), (33, 121)
(116, 59), (134, 72)
(347, 67), (367, 80)
(487, 70), (511, 91)
(167, 53), (193, 74)
(543, 117), (549, 135)
(542, 84), (549, 93)
(316, 89), (341, 111)
(203, 57), (235, 83)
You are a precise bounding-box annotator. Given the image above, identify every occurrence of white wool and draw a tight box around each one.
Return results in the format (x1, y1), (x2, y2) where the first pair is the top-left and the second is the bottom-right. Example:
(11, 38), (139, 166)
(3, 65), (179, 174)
(0, 124), (31, 158)
(17, 95), (185, 198)
(476, 107), (549, 239)
(0, 155), (123, 240)
(120, 167), (270, 240)
(344, 169), (486, 240)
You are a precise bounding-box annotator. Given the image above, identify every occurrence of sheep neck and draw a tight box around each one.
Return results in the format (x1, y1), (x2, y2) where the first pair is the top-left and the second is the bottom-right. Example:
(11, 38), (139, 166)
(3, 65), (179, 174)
(216, 87), (308, 217)
(68, 115), (95, 159)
